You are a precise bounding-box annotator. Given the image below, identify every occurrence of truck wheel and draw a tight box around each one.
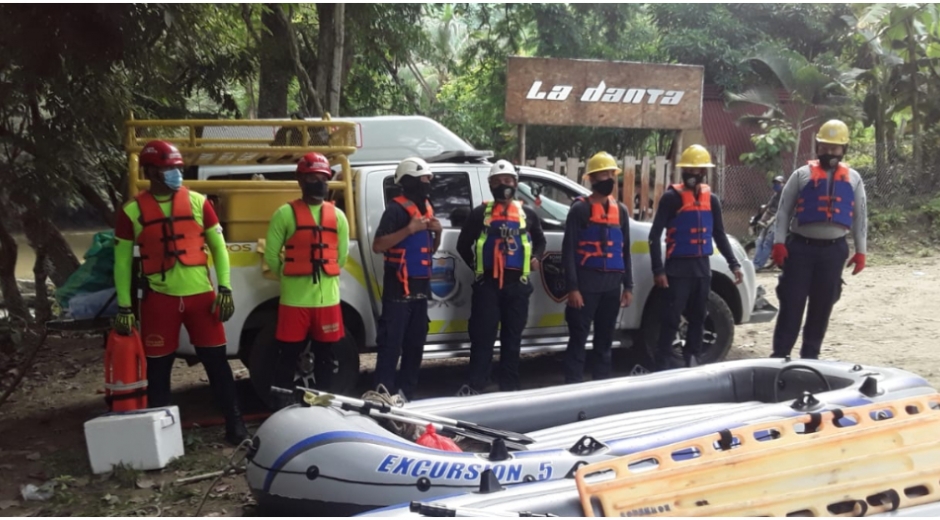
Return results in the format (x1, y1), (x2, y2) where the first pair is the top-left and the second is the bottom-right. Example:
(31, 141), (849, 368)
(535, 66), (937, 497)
(248, 321), (360, 409)
(641, 289), (735, 368)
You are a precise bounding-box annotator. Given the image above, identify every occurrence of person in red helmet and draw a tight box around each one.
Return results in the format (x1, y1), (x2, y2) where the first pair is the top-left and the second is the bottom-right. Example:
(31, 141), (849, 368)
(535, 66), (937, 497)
(113, 140), (248, 445)
(264, 152), (349, 408)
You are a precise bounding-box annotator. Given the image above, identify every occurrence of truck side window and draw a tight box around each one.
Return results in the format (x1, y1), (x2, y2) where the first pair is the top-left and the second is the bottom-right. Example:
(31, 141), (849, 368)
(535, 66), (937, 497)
(382, 173), (472, 228)
(516, 176), (580, 231)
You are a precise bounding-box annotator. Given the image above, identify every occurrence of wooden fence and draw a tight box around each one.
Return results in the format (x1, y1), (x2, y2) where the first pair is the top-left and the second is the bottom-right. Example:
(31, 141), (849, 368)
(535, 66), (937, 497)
(525, 146), (726, 222)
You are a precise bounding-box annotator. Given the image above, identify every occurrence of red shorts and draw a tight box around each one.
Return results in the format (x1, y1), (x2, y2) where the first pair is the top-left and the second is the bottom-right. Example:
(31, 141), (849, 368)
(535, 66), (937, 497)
(275, 304), (344, 343)
(140, 291), (227, 357)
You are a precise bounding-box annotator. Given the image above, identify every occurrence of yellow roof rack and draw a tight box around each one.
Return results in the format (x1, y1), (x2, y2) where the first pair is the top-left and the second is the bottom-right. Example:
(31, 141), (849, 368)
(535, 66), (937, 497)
(124, 114), (357, 165)
(124, 114), (361, 239)
(576, 393), (940, 517)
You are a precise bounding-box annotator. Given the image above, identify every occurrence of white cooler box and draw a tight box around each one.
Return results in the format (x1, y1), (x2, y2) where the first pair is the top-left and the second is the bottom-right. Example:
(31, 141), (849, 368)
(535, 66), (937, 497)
(84, 406), (185, 474)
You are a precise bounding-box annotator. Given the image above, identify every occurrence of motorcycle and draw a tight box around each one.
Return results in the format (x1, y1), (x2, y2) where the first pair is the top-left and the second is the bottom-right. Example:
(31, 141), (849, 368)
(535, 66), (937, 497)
(743, 204), (767, 259)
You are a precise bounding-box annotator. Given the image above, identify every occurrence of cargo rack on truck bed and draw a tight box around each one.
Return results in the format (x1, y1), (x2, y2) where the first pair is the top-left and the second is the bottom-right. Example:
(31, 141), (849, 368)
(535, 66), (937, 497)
(124, 115), (360, 240)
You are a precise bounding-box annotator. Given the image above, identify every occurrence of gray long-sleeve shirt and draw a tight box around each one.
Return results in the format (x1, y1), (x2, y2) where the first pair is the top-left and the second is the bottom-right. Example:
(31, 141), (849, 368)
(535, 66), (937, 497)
(773, 164), (868, 254)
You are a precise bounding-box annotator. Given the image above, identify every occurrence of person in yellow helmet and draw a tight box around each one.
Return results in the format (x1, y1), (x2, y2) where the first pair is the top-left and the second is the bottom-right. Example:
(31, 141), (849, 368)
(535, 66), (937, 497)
(770, 120), (868, 360)
(648, 144), (742, 371)
(561, 151), (634, 384)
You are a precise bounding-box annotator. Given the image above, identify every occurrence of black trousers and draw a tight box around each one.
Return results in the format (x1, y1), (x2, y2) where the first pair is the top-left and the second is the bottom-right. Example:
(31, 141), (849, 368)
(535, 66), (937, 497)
(772, 235), (848, 359)
(466, 278), (533, 392)
(564, 288), (621, 384)
(374, 298), (429, 400)
(654, 275), (711, 371)
(272, 339), (335, 393)
(147, 346), (240, 417)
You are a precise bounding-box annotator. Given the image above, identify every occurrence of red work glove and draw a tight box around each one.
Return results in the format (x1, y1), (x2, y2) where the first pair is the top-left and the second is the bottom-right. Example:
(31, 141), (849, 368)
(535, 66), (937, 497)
(846, 253), (865, 275)
(771, 244), (788, 267)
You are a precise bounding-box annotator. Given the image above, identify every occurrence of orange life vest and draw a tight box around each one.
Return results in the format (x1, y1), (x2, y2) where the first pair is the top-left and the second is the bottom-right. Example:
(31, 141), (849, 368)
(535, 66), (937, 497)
(575, 196), (625, 272)
(136, 187), (208, 278)
(283, 199), (341, 279)
(384, 196), (434, 296)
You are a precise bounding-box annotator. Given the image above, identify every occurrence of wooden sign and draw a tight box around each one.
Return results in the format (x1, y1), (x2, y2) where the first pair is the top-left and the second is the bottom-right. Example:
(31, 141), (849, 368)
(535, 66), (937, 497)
(505, 57), (703, 130)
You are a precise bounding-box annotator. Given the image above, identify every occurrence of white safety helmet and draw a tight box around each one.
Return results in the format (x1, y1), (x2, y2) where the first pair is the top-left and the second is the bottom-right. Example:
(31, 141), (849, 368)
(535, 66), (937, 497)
(394, 157), (433, 184)
(488, 159), (518, 179)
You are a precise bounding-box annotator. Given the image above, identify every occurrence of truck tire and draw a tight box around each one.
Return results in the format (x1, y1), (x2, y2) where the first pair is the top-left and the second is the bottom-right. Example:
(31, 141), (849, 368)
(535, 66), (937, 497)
(640, 289), (735, 368)
(248, 320), (360, 409)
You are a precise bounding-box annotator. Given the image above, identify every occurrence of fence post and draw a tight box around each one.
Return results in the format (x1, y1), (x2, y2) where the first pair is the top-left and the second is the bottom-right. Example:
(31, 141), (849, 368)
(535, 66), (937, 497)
(623, 155), (636, 219)
(653, 155), (666, 220)
(535, 156), (548, 170)
(640, 155), (651, 222)
(552, 156), (562, 175)
(566, 157), (580, 184)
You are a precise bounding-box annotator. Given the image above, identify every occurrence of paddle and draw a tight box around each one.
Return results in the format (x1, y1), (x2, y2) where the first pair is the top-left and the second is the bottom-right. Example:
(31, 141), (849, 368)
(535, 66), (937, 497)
(271, 386), (536, 447)
(409, 501), (558, 517)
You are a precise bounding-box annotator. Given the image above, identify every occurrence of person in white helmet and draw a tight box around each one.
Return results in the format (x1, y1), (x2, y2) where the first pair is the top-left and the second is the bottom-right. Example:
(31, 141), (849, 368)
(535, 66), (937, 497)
(371, 157), (442, 399)
(455, 160), (546, 395)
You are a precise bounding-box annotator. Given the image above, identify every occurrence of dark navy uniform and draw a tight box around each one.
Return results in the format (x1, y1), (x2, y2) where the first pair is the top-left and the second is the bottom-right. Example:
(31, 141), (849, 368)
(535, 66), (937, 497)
(373, 195), (434, 399)
(648, 184), (740, 371)
(561, 196), (633, 384)
(457, 201), (546, 392)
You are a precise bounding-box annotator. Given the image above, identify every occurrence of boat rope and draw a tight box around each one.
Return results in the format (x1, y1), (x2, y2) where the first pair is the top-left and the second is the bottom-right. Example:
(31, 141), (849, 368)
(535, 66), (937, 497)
(361, 385), (420, 440)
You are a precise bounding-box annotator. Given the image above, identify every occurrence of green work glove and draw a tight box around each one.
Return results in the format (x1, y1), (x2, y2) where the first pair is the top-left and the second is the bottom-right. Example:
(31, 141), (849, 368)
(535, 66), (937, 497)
(114, 307), (136, 336)
(212, 286), (235, 323)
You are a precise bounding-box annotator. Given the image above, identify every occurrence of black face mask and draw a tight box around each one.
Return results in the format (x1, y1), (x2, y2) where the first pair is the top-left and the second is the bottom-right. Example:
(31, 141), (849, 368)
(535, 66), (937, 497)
(301, 179), (329, 200)
(399, 176), (431, 203)
(682, 172), (703, 189)
(591, 178), (615, 196)
(493, 185), (516, 201)
(817, 154), (842, 169)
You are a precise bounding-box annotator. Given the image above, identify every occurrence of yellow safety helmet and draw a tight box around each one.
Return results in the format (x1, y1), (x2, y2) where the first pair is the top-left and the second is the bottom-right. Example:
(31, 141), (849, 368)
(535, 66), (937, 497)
(585, 151), (621, 177)
(816, 119), (850, 145)
(676, 144), (715, 168)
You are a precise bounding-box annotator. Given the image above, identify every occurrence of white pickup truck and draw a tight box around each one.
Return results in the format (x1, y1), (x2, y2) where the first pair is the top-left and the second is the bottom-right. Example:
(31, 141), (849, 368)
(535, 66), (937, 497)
(123, 116), (776, 398)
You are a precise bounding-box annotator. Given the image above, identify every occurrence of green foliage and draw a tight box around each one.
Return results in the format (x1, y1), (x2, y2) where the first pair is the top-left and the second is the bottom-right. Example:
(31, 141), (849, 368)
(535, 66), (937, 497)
(739, 121), (797, 177)
(868, 207), (908, 235)
(920, 196), (940, 225)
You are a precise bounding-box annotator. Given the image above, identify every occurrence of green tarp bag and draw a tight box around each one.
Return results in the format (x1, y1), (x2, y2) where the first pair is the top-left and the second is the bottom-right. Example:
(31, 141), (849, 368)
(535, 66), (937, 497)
(54, 230), (116, 310)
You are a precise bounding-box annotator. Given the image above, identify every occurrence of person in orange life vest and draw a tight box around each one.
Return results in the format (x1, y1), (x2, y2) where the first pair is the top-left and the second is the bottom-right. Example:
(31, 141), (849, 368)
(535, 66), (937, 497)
(372, 157), (442, 400)
(112, 140), (248, 445)
(562, 152), (634, 384)
(264, 152), (349, 408)
(648, 145), (742, 372)
(770, 120), (868, 360)
(455, 160), (546, 395)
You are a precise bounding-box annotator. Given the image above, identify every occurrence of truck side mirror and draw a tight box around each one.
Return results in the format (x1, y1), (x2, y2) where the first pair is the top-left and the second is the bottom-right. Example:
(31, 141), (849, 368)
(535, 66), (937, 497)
(450, 206), (471, 228)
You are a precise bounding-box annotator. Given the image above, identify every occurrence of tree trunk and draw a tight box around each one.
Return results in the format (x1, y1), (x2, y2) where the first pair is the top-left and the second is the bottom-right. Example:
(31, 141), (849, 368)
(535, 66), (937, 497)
(277, 6), (324, 117)
(257, 4), (292, 118)
(875, 101), (887, 191)
(316, 4), (335, 115)
(906, 17), (922, 180)
(20, 210), (79, 288)
(328, 3), (345, 116)
(32, 251), (50, 325)
(75, 177), (115, 227)
(0, 214), (29, 324)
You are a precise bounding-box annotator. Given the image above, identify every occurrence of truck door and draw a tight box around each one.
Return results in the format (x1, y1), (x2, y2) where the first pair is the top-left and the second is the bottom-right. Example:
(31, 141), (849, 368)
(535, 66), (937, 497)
(364, 168), (482, 343)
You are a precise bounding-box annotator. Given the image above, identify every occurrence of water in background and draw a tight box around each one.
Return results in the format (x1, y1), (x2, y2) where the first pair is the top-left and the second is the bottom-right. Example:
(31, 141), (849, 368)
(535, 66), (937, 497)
(13, 230), (105, 279)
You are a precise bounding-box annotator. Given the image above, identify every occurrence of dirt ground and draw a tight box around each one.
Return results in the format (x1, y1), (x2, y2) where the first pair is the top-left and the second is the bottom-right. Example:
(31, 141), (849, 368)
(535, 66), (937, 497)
(2, 254), (940, 517)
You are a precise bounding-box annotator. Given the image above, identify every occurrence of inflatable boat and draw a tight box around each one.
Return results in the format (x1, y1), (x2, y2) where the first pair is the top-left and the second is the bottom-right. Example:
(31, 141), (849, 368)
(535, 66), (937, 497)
(245, 358), (934, 516)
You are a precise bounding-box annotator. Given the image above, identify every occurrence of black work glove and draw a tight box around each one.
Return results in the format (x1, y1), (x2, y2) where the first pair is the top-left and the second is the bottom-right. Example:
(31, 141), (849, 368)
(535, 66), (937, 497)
(114, 306), (136, 336)
(212, 286), (235, 323)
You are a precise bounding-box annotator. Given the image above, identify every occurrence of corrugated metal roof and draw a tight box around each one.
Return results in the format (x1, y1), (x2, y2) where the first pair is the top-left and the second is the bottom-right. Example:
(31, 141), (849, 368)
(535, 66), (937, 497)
(701, 85), (819, 168)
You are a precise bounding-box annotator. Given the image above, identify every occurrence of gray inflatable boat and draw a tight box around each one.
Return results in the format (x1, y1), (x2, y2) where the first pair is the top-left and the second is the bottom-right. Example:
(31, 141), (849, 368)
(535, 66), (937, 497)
(246, 358), (934, 516)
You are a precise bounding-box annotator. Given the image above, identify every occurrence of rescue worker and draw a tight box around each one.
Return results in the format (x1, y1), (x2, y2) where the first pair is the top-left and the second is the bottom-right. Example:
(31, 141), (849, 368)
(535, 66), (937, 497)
(770, 120), (868, 359)
(264, 152), (349, 408)
(455, 160), (546, 394)
(113, 140), (248, 445)
(648, 144), (742, 371)
(562, 152), (634, 384)
(372, 157), (442, 400)
(752, 175), (786, 270)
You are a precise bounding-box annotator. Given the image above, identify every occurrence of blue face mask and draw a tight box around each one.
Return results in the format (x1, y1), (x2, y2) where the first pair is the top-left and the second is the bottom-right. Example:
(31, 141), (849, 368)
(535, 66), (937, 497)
(773, 183), (782, 193)
(163, 168), (183, 191)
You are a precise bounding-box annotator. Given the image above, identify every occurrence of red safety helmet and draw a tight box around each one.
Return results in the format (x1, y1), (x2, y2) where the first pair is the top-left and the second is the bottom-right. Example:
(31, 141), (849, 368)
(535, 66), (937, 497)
(139, 140), (184, 168)
(297, 152), (333, 179)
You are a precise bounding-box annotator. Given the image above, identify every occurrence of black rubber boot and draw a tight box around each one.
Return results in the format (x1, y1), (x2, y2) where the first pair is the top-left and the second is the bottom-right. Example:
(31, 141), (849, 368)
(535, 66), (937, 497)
(197, 346), (250, 446)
